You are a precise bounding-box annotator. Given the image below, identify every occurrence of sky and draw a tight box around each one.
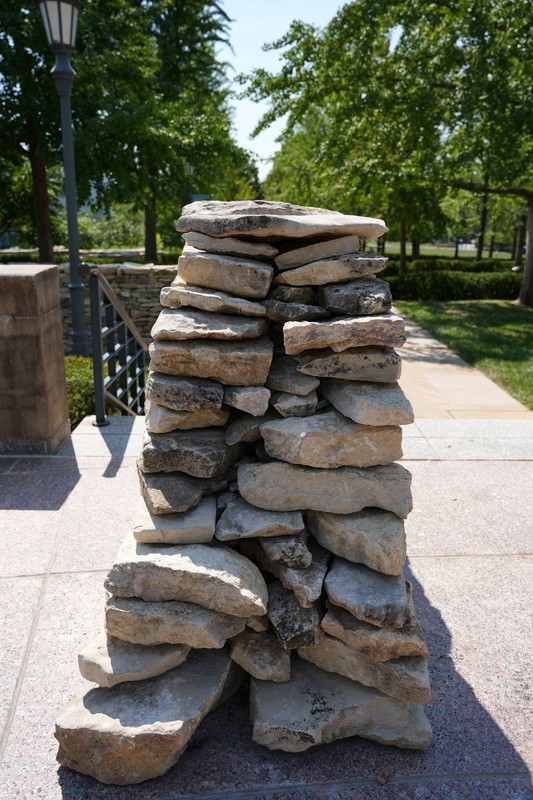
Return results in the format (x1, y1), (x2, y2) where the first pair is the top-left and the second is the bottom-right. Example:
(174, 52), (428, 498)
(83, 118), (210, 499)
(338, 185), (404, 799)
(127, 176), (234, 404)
(220, 1), (345, 181)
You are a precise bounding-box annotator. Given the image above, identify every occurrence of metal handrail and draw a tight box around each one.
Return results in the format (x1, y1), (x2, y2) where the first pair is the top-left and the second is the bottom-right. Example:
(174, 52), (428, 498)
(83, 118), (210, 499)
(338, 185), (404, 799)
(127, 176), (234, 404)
(79, 263), (148, 426)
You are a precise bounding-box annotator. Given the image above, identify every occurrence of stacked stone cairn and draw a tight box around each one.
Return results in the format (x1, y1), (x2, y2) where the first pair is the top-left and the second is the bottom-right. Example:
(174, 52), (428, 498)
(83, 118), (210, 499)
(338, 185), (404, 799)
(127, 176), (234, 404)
(55, 201), (432, 785)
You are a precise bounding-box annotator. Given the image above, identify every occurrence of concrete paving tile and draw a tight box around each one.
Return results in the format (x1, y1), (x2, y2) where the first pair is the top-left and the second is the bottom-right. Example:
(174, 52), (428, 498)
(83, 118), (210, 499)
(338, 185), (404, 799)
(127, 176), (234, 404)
(404, 461), (533, 557)
(0, 459), (18, 474)
(415, 419), (533, 439)
(0, 470), (80, 511)
(73, 416), (146, 435)
(400, 422), (428, 438)
(6, 456), (138, 473)
(0, 510), (62, 577)
(401, 438), (440, 460)
(56, 434), (144, 459)
(427, 437), (533, 460)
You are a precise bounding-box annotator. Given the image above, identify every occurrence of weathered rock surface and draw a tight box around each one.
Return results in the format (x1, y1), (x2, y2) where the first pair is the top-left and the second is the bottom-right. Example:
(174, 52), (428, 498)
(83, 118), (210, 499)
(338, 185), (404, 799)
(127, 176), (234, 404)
(177, 247), (274, 300)
(247, 615), (270, 633)
(270, 390), (318, 418)
(78, 632), (190, 688)
(224, 410), (279, 445)
(284, 313), (406, 355)
(145, 399), (229, 434)
(146, 372), (223, 413)
(321, 379), (414, 426)
(263, 298), (328, 323)
(275, 234), (361, 270)
(176, 200), (388, 241)
(238, 462), (413, 518)
(267, 355), (320, 396)
(325, 559), (411, 628)
(299, 633), (431, 703)
(105, 596), (246, 649)
(151, 308), (267, 341)
(296, 346), (402, 383)
(104, 535), (268, 618)
(55, 649), (241, 784)
(140, 429), (238, 478)
(133, 495), (216, 544)
(307, 508), (406, 575)
(138, 469), (226, 515)
(223, 385), (271, 417)
(215, 497), (304, 542)
(258, 532), (312, 569)
(230, 631), (291, 682)
(322, 601), (429, 661)
(317, 278), (392, 316)
(260, 411), (403, 469)
(149, 338), (273, 386)
(161, 282), (266, 318)
(183, 230), (278, 259)
(268, 285), (317, 304)
(267, 582), (321, 649)
(274, 253), (387, 287)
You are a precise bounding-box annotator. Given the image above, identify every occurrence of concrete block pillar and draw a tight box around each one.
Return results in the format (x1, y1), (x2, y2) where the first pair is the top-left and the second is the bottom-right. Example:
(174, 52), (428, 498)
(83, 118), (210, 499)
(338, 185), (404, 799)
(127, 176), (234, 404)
(0, 264), (70, 454)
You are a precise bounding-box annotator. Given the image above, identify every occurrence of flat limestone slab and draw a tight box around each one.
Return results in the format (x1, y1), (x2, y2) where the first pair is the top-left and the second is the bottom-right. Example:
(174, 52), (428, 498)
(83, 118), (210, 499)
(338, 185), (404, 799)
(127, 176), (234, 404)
(298, 633), (431, 703)
(307, 508), (406, 575)
(151, 307), (267, 342)
(183, 230), (278, 259)
(269, 285), (318, 304)
(78, 632), (190, 687)
(322, 601), (429, 661)
(263, 298), (328, 322)
(105, 596), (246, 649)
(267, 581), (321, 649)
(140, 429), (238, 478)
(325, 558), (411, 629)
(321, 379), (414, 426)
(149, 338), (273, 386)
(161, 282), (266, 318)
(215, 497), (304, 541)
(267, 355), (320, 396)
(275, 234), (360, 269)
(260, 411), (403, 468)
(230, 631), (291, 682)
(223, 385), (271, 417)
(145, 399), (229, 434)
(317, 277), (392, 316)
(138, 469), (226, 515)
(283, 313), (406, 355)
(104, 535), (268, 618)
(296, 346), (402, 383)
(178, 247), (273, 300)
(270, 390), (318, 417)
(258, 532), (312, 569)
(146, 372), (223, 412)
(176, 200), (388, 240)
(133, 495), (216, 544)
(238, 462), (413, 518)
(274, 254), (387, 287)
(55, 649), (241, 785)
(250, 657), (432, 752)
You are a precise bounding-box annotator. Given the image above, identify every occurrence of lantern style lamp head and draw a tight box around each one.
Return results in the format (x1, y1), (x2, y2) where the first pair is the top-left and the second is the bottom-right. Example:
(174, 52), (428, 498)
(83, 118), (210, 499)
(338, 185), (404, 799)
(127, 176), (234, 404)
(39, 0), (81, 54)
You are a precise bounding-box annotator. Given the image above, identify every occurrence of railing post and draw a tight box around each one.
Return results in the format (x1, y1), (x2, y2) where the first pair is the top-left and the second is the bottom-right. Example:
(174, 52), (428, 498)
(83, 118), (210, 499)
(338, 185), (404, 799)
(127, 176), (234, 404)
(79, 263), (109, 427)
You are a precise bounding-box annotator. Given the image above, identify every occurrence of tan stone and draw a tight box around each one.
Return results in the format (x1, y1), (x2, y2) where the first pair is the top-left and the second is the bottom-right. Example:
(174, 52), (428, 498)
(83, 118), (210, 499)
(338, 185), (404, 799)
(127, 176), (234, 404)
(321, 379), (414, 426)
(307, 508), (405, 575)
(140, 429), (238, 478)
(283, 313), (406, 355)
(267, 581), (321, 650)
(270, 390), (318, 417)
(133, 495), (216, 544)
(275, 234), (360, 269)
(230, 631), (291, 681)
(274, 253), (387, 286)
(146, 372), (223, 413)
(145, 399), (229, 434)
(247, 615), (270, 633)
(151, 308), (267, 341)
(296, 346), (402, 383)
(267, 355), (320, 396)
(55, 650), (241, 784)
(161, 282), (266, 317)
(223, 385), (271, 416)
(177, 247), (273, 300)
(224, 410), (279, 445)
(138, 469), (226, 515)
(215, 497), (304, 541)
(183, 230), (278, 259)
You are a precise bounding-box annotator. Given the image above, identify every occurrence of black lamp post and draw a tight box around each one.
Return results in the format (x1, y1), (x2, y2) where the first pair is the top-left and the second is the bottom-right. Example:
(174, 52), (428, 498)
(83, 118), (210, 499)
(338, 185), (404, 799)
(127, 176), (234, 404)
(39, 0), (89, 356)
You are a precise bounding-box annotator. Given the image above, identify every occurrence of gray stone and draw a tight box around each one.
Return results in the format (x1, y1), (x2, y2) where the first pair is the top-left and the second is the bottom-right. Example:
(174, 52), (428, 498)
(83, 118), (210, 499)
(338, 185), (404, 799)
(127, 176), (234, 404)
(250, 657), (432, 752)
(270, 390), (318, 418)
(268, 285), (317, 304)
(321, 379), (414, 426)
(104, 535), (268, 618)
(55, 649), (241, 785)
(78, 632), (190, 688)
(298, 633), (431, 703)
(105, 596), (246, 649)
(238, 462), (413, 518)
(283, 313), (406, 355)
(140, 429), (238, 478)
(325, 558), (411, 628)
(138, 469), (226, 515)
(216, 489), (238, 514)
(263, 299), (328, 323)
(215, 497), (304, 542)
(260, 411), (403, 468)
(161, 282), (266, 317)
(145, 399), (229, 434)
(274, 253), (387, 287)
(306, 509), (406, 575)
(149, 338), (273, 387)
(133, 495), (216, 544)
(176, 200), (388, 241)
(322, 600), (429, 662)
(183, 230), (278, 259)
(296, 346), (402, 383)
(151, 308), (268, 341)
(317, 277), (392, 316)
(275, 234), (361, 270)
(223, 385), (271, 417)
(258, 532), (312, 569)
(223, 410), (278, 446)
(267, 355), (320, 396)
(177, 246), (273, 300)
(267, 581), (321, 649)
(230, 631), (291, 682)
(146, 372), (223, 413)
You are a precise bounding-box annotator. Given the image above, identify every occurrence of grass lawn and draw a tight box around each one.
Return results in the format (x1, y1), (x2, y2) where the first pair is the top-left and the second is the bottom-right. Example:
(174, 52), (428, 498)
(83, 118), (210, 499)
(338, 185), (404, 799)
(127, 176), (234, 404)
(366, 241), (513, 260)
(395, 300), (533, 409)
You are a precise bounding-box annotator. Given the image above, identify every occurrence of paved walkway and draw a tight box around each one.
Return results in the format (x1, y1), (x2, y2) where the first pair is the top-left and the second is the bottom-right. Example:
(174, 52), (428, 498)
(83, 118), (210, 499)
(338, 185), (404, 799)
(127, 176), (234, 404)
(1, 322), (532, 800)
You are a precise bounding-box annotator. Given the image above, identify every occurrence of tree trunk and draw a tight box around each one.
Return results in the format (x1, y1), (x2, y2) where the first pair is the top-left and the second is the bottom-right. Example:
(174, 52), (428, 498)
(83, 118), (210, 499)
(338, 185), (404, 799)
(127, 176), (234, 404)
(28, 135), (54, 263)
(381, 236), (386, 255)
(454, 237), (460, 258)
(411, 238), (420, 258)
(144, 193), (157, 264)
(515, 213), (527, 265)
(511, 229), (518, 262)
(518, 199), (533, 306)
(476, 175), (489, 261)
(489, 235), (495, 258)
(399, 220), (407, 275)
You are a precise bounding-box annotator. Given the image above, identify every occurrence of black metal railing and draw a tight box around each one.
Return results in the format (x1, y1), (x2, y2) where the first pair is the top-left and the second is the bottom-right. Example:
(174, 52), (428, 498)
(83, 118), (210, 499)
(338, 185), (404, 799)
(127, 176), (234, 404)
(79, 263), (148, 426)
